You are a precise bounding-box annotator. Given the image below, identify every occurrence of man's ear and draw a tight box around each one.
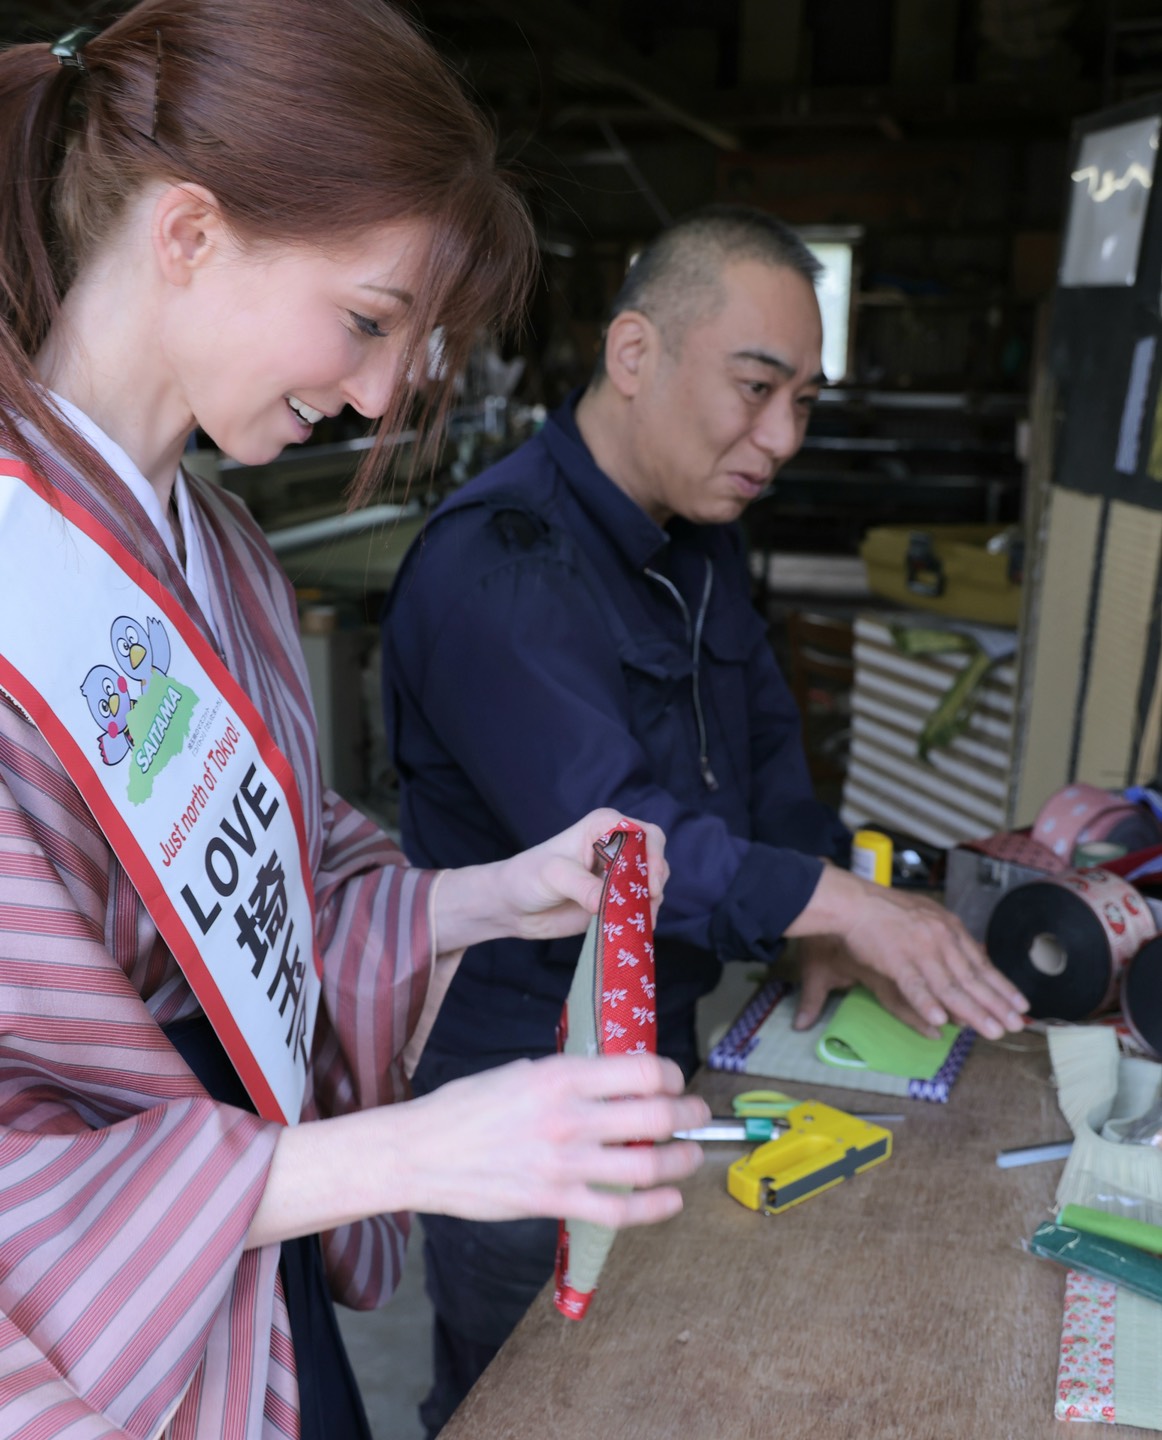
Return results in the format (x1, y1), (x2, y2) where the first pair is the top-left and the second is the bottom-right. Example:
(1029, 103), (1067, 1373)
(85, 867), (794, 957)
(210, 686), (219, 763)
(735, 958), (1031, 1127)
(151, 183), (229, 287)
(602, 310), (657, 399)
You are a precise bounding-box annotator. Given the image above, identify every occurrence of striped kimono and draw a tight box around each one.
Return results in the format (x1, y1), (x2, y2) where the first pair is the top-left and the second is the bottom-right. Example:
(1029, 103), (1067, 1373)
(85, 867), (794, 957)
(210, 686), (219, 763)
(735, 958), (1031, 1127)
(0, 428), (437, 1438)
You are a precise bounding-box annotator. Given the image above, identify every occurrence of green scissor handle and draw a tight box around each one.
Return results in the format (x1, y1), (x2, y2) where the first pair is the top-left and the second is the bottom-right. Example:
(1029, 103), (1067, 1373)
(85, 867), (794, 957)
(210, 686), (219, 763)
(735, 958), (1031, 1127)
(739, 1117), (781, 1141)
(732, 1089), (797, 1119)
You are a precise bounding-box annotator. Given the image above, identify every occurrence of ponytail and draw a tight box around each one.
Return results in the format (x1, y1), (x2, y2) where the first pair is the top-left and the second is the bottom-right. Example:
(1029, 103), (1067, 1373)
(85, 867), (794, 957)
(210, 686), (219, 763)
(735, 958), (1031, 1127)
(0, 43), (100, 484)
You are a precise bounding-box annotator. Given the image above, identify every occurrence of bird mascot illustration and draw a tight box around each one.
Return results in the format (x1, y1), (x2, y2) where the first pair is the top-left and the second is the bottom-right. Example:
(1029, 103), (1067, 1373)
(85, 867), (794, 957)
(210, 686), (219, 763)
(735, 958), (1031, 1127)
(81, 664), (135, 765)
(110, 614), (171, 694)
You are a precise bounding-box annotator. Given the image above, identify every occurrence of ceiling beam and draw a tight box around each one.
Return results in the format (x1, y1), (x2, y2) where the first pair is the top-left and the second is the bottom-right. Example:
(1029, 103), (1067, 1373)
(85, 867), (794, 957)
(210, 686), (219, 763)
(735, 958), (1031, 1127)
(468, 0), (742, 151)
(703, 79), (1102, 129)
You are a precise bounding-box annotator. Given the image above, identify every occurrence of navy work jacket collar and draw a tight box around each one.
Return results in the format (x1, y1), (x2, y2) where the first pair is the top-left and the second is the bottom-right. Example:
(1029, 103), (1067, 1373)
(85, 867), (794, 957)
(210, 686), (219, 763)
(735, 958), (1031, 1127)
(542, 391), (671, 573)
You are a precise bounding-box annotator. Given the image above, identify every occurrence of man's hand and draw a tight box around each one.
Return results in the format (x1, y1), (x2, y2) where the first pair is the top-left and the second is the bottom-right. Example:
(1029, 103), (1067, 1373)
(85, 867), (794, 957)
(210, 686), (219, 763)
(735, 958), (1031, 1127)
(793, 934), (942, 1035)
(786, 865), (1028, 1040)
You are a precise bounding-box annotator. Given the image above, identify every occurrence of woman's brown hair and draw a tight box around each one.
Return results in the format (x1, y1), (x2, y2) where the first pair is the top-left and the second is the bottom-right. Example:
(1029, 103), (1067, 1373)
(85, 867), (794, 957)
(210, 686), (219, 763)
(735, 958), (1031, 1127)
(0, 0), (537, 503)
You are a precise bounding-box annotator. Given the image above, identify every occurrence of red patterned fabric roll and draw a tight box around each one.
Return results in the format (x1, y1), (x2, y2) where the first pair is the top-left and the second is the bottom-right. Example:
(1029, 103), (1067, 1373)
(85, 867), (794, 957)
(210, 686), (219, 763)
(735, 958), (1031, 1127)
(554, 821), (656, 1320)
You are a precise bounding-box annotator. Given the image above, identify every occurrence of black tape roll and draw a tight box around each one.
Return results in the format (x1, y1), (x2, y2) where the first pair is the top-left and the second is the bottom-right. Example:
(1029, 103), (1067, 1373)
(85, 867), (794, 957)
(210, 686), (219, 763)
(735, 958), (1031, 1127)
(1122, 936), (1162, 1059)
(986, 881), (1116, 1021)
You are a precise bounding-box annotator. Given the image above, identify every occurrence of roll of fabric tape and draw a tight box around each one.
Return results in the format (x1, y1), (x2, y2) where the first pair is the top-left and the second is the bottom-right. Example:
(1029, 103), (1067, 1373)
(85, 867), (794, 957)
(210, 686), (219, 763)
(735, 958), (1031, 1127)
(986, 868), (1157, 1021)
(851, 829), (892, 886)
(1031, 783), (1153, 864)
(1121, 937), (1162, 1059)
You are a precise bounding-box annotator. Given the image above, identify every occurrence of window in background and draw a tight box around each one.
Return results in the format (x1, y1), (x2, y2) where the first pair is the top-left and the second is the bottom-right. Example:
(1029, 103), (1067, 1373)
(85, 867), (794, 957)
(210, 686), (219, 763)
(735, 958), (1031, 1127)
(802, 227), (862, 383)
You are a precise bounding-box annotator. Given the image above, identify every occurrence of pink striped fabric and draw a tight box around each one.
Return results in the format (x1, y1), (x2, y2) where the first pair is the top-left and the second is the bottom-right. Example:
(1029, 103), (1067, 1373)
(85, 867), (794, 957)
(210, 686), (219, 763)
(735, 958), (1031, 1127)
(0, 431), (437, 1437)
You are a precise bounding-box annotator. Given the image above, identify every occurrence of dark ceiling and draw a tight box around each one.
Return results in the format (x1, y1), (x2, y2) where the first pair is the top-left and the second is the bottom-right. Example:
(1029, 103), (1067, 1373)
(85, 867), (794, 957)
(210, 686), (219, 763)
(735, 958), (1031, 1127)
(8, 1), (1162, 250)
(13, 3), (1162, 148)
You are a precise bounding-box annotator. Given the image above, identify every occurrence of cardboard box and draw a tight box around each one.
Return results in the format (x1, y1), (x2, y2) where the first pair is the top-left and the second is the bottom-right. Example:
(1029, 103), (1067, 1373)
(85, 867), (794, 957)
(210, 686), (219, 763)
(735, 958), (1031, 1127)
(944, 841), (1051, 942)
(860, 524), (1022, 628)
(946, 833), (1162, 942)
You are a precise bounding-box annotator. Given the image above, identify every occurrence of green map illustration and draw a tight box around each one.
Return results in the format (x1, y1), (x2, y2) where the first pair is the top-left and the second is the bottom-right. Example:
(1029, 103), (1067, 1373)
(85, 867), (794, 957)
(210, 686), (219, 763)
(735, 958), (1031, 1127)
(126, 672), (200, 805)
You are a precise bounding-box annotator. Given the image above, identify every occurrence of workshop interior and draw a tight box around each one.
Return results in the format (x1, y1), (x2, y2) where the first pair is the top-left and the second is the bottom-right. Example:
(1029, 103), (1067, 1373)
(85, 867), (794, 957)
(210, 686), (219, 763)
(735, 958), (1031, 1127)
(9, 0), (1162, 1436)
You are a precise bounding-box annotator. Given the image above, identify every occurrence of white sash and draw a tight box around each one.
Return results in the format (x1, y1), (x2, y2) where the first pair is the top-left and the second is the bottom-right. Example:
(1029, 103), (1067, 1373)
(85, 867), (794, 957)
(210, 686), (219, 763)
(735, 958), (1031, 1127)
(0, 462), (320, 1124)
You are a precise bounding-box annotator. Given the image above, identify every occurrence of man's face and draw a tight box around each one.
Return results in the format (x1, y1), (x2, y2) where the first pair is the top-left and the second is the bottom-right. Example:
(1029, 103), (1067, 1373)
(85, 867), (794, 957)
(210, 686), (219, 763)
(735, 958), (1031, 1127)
(632, 259), (824, 525)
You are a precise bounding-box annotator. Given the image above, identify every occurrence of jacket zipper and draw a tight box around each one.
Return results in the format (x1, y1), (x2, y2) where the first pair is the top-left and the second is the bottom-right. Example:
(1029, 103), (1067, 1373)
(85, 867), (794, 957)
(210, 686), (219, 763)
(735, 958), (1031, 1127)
(643, 557), (719, 792)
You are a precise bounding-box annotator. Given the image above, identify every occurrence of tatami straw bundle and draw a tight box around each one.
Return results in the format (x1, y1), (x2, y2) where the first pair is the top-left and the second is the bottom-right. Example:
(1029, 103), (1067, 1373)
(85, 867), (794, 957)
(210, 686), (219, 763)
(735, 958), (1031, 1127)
(1049, 1027), (1162, 1429)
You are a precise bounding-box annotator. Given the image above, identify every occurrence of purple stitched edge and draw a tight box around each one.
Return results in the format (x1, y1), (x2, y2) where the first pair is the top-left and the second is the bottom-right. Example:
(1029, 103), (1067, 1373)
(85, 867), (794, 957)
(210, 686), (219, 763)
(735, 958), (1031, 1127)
(906, 1026), (975, 1103)
(706, 977), (788, 1074)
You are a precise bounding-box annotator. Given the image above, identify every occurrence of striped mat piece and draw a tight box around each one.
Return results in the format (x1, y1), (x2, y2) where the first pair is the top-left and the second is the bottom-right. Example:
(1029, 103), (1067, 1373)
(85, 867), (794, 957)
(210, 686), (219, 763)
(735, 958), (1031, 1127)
(707, 976), (974, 1103)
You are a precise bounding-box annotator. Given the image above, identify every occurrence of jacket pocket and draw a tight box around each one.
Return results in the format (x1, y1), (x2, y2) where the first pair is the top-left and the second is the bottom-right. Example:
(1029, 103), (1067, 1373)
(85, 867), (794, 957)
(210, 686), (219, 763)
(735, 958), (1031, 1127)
(700, 598), (767, 664)
(617, 636), (697, 798)
(697, 601), (769, 794)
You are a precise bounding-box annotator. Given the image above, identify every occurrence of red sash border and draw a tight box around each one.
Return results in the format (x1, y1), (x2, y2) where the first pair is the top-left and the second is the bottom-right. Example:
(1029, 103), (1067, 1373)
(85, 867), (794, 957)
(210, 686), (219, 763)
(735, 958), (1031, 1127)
(0, 462), (323, 1124)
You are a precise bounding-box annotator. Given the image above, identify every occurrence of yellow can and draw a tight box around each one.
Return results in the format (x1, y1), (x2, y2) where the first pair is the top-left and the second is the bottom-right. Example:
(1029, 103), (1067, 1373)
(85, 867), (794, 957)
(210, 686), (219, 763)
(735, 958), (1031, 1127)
(851, 828), (893, 886)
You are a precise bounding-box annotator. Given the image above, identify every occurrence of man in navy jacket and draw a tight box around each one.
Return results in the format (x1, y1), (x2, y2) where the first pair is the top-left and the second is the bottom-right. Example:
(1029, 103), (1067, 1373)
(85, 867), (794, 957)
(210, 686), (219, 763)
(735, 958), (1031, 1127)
(382, 206), (1027, 1434)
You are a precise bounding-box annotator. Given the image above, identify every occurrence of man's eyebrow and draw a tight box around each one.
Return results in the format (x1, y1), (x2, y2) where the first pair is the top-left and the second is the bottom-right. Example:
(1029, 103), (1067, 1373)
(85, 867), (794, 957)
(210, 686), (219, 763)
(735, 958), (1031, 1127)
(731, 349), (825, 386)
(360, 284), (415, 306)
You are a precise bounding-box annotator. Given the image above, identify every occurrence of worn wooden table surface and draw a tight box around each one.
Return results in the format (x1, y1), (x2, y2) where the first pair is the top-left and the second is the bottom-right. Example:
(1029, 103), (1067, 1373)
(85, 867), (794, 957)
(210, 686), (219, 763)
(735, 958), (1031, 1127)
(442, 1035), (1155, 1440)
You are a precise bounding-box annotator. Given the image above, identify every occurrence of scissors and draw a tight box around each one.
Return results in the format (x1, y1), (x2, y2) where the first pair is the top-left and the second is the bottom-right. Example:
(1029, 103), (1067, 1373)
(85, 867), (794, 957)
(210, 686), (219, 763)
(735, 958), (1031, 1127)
(674, 1089), (903, 1141)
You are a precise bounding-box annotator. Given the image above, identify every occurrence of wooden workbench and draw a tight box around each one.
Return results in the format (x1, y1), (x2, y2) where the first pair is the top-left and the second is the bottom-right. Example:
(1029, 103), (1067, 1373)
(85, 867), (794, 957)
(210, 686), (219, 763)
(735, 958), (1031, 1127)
(442, 1036), (1155, 1440)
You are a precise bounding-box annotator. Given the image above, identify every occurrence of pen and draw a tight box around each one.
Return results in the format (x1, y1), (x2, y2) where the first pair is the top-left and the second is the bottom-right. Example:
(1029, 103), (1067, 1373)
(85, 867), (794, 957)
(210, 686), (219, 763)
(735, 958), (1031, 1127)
(995, 1140), (1073, 1169)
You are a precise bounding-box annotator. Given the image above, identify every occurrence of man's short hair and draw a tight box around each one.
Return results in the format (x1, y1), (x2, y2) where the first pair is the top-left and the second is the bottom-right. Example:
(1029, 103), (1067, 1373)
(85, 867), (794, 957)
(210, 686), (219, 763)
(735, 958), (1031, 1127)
(590, 204), (821, 384)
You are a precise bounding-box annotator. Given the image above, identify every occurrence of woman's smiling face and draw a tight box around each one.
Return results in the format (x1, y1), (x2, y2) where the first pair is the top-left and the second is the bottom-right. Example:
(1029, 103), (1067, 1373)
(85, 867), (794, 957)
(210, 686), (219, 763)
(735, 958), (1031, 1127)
(165, 216), (432, 466)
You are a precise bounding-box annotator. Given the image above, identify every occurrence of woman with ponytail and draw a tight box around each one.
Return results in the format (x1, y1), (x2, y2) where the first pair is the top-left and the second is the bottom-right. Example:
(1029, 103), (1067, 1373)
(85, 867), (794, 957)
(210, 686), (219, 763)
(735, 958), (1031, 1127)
(0, 3), (708, 1435)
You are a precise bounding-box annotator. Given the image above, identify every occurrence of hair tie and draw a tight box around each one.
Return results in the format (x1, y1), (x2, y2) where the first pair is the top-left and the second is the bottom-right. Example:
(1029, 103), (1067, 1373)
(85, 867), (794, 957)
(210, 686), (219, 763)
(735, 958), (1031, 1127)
(51, 24), (100, 72)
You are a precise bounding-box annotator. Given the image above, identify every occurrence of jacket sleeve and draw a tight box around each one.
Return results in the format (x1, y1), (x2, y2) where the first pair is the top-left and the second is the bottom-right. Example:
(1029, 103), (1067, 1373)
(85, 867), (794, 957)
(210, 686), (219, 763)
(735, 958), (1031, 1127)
(388, 536), (824, 959)
(306, 786), (439, 1308)
(203, 481), (442, 1311)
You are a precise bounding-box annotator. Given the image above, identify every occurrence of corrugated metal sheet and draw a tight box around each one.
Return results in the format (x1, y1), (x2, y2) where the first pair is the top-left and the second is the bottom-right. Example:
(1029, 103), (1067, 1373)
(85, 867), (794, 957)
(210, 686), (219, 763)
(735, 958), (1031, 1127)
(840, 613), (1015, 846)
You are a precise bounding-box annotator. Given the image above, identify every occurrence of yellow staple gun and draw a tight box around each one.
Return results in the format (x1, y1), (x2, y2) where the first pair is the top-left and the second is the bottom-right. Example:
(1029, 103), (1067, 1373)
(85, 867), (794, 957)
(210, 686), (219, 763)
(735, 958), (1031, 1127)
(726, 1100), (892, 1215)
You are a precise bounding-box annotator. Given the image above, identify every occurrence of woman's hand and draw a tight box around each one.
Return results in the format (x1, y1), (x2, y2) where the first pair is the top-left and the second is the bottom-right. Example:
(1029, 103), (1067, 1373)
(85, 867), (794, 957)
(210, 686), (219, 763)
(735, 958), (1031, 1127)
(390, 1052), (708, 1225)
(246, 1052), (709, 1247)
(786, 864), (1028, 1040)
(432, 809), (668, 954)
